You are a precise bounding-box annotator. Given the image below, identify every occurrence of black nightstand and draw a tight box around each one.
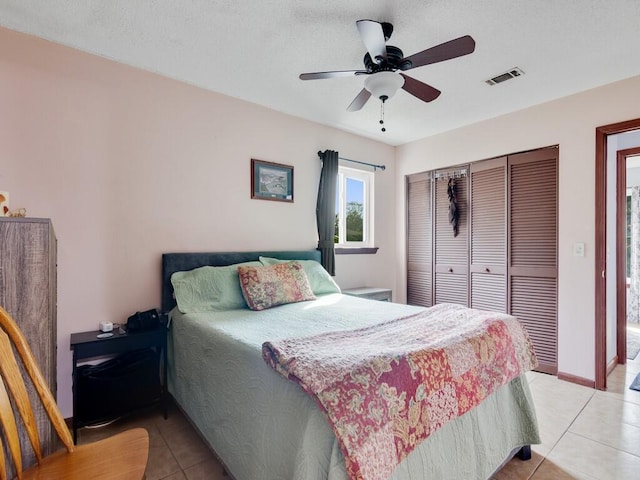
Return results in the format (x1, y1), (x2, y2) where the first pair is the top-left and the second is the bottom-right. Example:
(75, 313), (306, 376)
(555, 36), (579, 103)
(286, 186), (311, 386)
(70, 323), (167, 444)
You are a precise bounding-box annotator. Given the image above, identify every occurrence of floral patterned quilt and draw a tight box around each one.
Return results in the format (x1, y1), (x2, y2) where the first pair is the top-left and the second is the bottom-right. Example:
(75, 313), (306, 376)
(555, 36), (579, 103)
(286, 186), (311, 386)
(262, 302), (538, 480)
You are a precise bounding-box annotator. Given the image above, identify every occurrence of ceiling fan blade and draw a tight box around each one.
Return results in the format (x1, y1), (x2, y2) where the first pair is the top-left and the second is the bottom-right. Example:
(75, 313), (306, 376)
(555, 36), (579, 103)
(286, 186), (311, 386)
(299, 70), (367, 80)
(356, 20), (387, 63)
(400, 35), (476, 70)
(400, 74), (441, 103)
(347, 88), (372, 112)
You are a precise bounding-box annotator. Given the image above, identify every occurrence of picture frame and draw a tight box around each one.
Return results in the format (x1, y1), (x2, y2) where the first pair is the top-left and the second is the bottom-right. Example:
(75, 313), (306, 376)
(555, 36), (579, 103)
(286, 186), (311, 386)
(251, 159), (294, 203)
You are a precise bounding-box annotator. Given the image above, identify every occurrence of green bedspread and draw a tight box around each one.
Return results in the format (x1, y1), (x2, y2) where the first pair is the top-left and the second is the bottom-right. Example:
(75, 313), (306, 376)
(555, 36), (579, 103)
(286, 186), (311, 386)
(168, 294), (539, 480)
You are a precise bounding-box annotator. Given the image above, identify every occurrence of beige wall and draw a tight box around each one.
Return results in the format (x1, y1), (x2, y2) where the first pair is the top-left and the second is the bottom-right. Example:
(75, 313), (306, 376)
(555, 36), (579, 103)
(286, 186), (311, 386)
(0, 27), (396, 417)
(4, 22), (640, 418)
(395, 74), (640, 384)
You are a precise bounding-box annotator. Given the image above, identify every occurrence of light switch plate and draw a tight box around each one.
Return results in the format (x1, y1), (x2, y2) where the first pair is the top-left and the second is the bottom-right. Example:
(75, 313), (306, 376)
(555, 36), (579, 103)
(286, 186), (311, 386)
(573, 242), (585, 257)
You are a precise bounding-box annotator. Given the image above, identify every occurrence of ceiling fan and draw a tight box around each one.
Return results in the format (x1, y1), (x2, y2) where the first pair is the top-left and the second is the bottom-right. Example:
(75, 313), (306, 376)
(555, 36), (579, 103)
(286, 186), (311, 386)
(299, 20), (475, 130)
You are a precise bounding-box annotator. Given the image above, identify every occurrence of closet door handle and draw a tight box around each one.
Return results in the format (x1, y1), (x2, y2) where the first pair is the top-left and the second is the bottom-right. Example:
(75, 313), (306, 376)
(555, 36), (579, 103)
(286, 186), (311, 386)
(485, 268), (490, 273)
(448, 268), (453, 273)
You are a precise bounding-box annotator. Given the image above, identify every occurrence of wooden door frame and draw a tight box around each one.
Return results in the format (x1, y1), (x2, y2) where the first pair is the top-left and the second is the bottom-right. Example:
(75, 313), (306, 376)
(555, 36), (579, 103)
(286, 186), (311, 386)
(595, 118), (640, 390)
(616, 146), (640, 366)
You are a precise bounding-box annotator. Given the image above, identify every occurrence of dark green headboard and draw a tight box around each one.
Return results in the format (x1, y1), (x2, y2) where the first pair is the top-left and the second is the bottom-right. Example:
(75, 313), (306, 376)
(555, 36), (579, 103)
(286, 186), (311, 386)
(161, 250), (321, 313)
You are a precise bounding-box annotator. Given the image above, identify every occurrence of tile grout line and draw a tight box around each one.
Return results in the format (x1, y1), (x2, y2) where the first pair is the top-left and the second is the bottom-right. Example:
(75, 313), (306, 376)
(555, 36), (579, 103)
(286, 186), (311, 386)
(563, 388), (597, 433)
(550, 377), (640, 474)
(525, 454), (545, 480)
(565, 391), (640, 458)
(566, 429), (640, 458)
(527, 387), (597, 479)
(156, 422), (187, 480)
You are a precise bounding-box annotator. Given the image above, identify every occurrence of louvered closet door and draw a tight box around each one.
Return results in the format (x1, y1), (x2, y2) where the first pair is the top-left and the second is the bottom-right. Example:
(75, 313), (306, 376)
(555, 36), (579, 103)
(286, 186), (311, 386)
(406, 172), (433, 306)
(434, 170), (469, 306)
(470, 158), (507, 312)
(509, 148), (558, 374)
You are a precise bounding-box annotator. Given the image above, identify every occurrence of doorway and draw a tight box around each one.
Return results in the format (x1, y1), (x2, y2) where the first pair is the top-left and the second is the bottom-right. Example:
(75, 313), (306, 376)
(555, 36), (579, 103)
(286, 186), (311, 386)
(595, 118), (640, 390)
(619, 148), (640, 365)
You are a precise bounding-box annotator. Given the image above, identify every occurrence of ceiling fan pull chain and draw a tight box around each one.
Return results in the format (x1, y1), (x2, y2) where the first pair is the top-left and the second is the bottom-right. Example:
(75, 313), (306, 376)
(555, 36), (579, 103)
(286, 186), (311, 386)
(380, 96), (386, 132)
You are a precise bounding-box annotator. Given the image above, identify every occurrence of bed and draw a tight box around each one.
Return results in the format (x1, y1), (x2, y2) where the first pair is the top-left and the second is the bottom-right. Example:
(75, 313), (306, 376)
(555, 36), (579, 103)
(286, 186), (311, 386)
(162, 250), (539, 480)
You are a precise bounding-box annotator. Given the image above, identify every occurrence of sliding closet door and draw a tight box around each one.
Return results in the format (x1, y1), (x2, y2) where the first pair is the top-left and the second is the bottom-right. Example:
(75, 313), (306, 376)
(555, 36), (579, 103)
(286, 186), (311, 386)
(509, 148), (558, 374)
(470, 158), (507, 312)
(434, 170), (469, 306)
(406, 172), (433, 306)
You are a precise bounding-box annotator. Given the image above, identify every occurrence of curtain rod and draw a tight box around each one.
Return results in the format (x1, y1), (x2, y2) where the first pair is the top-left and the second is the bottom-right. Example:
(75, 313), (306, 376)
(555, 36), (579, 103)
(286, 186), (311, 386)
(317, 151), (386, 171)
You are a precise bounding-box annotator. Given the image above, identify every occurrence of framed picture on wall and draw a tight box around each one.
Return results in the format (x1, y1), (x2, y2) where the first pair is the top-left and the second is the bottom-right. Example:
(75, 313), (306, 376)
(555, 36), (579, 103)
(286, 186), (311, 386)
(251, 159), (294, 203)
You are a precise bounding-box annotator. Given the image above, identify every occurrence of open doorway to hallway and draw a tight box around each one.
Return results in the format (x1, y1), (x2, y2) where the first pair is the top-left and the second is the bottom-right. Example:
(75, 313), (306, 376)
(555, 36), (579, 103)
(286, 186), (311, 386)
(595, 119), (640, 390)
(624, 151), (640, 363)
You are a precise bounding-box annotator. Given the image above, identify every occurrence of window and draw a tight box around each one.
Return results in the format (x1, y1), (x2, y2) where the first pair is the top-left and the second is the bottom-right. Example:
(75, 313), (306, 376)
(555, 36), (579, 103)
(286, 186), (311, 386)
(334, 166), (374, 248)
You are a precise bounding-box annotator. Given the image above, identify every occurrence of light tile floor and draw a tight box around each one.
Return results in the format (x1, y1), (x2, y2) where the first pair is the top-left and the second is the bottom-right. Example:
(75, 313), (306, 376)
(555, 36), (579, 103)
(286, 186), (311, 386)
(78, 356), (640, 480)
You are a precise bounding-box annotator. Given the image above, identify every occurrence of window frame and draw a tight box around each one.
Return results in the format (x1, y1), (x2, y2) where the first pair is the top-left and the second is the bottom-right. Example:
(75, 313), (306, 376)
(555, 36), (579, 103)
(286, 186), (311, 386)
(335, 165), (375, 249)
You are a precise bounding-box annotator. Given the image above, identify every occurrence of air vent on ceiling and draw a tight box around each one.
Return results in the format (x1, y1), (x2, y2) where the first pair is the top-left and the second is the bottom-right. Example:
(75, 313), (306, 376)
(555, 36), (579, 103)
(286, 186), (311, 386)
(485, 67), (525, 86)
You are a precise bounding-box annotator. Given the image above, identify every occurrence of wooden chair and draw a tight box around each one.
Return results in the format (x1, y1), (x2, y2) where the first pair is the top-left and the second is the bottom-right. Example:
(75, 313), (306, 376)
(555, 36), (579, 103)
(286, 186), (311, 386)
(0, 306), (149, 480)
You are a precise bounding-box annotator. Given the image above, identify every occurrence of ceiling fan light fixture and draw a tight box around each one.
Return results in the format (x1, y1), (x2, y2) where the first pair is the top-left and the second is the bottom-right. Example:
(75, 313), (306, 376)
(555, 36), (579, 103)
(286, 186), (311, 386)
(364, 71), (405, 100)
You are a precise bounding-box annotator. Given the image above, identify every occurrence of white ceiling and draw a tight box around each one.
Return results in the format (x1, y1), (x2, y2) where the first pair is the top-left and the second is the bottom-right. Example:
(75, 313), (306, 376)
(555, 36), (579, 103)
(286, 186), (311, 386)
(2, 0), (640, 146)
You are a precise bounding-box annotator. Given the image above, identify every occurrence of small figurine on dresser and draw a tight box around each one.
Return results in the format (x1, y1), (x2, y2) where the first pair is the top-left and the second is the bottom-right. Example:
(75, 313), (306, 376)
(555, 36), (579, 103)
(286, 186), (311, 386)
(0, 191), (8, 216)
(0, 191), (26, 217)
(8, 208), (27, 217)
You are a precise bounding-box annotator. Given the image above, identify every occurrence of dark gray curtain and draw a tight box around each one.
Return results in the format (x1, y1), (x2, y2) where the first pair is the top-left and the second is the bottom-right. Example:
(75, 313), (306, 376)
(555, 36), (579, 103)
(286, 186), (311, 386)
(316, 150), (339, 275)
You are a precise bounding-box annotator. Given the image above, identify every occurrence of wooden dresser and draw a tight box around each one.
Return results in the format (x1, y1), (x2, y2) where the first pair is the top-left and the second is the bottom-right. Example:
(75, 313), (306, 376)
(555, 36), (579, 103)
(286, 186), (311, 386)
(0, 217), (57, 464)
